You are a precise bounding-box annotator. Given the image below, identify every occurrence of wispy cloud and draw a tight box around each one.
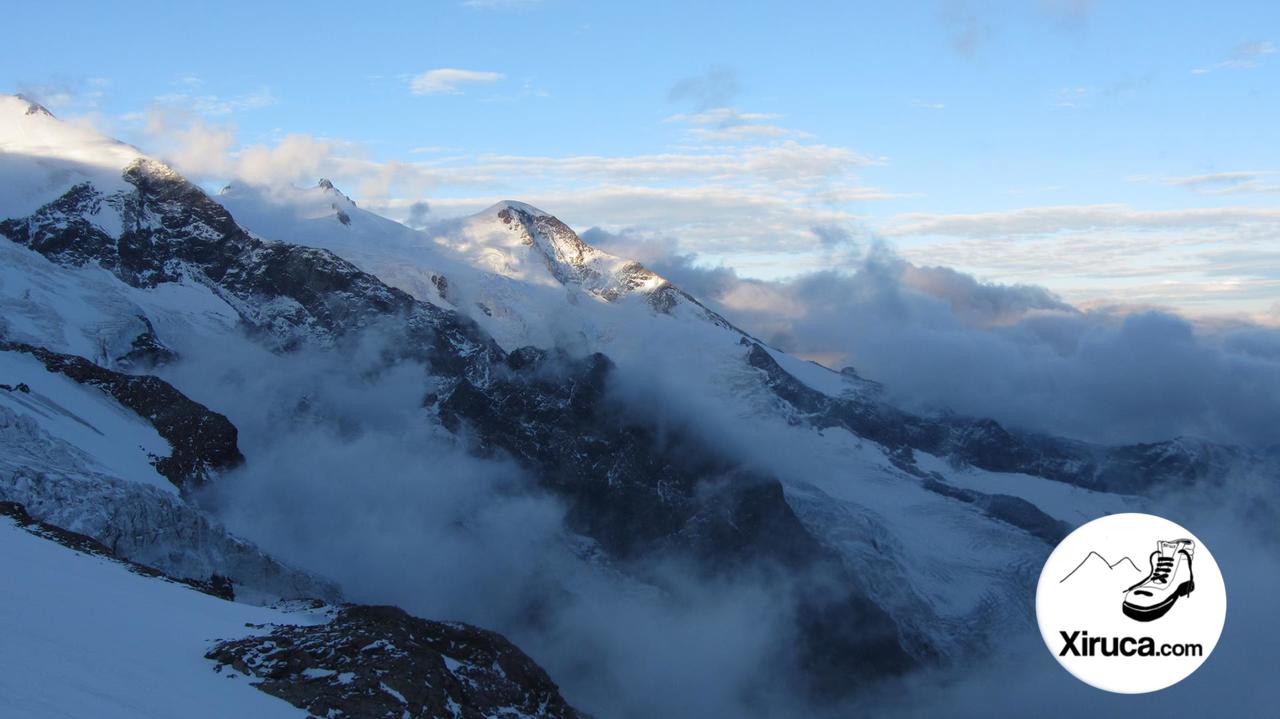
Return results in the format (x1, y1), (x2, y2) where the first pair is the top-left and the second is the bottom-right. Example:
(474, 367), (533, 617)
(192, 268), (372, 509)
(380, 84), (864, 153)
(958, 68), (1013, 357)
(1056, 86), (1091, 108)
(885, 204), (1280, 238)
(153, 87), (277, 116)
(664, 107), (803, 142)
(134, 106), (890, 262)
(1192, 40), (1276, 74)
(1167, 170), (1280, 195)
(665, 108), (782, 125)
(14, 77), (110, 113)
(410, 68), (505, 95)
(878, 203), (1280, 316)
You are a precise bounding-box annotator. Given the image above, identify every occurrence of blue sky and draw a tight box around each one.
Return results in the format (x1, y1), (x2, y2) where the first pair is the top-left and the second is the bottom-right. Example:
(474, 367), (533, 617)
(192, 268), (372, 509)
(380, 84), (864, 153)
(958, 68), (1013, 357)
(5, 0), (1279, 317)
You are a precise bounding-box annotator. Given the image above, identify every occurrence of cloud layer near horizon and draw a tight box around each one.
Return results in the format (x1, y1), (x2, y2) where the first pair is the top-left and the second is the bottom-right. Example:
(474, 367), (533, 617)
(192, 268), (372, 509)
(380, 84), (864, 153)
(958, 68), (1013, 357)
(586, 228), (1280, 448)
(115, 102), (1280, 316)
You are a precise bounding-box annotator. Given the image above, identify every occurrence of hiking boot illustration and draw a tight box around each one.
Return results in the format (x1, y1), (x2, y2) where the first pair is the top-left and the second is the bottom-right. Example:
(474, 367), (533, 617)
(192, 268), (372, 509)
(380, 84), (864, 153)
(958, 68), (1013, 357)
(1122, 539), (1195, 622)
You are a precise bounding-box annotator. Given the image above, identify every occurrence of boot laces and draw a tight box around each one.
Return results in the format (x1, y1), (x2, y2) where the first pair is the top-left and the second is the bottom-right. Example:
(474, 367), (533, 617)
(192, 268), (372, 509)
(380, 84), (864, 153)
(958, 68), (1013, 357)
(1150, 556), (1174, 584)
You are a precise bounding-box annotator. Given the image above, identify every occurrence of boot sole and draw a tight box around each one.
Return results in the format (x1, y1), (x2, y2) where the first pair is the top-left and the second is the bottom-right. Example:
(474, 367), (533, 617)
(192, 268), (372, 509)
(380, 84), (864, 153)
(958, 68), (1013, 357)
(1122, 580), (1194, 622)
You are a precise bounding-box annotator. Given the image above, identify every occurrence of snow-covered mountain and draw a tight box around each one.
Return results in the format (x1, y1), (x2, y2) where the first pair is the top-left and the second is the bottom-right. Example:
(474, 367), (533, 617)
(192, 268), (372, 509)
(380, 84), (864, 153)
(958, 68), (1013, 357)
(0, 93), (1264, 716)
(214, 153), (1256, 660)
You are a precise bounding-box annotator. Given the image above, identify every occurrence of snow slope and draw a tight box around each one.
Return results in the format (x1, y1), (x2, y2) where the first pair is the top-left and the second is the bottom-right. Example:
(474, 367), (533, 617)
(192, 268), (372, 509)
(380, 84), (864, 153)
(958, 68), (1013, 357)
(0, 513), (314, 719)
(0, 349), (174, 492)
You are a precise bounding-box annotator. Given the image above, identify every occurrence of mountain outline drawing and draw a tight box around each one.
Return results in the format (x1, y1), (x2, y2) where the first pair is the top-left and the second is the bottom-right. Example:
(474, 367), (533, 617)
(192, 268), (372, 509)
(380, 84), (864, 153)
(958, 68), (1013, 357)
(1059, 551), (1143, 584)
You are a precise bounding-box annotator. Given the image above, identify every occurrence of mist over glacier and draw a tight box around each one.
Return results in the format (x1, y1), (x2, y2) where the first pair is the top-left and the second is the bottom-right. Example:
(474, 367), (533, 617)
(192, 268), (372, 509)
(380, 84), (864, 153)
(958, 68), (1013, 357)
(157, 327), (822, 719)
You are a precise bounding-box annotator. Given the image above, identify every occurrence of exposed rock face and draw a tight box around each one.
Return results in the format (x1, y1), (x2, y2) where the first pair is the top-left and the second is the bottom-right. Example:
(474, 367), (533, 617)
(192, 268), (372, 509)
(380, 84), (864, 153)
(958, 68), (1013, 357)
(207, 605), (587, 719)
(115, 314), (178, 370)
(492, 203), (743, 328)
(0, 340), (242, 490)
(440, 347), (915, 691)
(920, 476), (1070, 545)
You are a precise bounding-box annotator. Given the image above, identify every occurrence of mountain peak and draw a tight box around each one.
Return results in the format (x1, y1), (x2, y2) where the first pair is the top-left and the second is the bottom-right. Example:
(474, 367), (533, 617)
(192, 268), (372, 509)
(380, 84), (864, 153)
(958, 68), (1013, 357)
(477, 199), (552, 218)
(0, 94), (147, 218)
(10, 93), (54, 118)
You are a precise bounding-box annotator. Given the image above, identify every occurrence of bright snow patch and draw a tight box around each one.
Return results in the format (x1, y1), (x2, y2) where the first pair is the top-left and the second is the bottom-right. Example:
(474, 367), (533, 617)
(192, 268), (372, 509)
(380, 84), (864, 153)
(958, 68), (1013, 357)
(0, 349), (174, 492)
(0, 515), (312, 718)
(0, 94), (142, 219)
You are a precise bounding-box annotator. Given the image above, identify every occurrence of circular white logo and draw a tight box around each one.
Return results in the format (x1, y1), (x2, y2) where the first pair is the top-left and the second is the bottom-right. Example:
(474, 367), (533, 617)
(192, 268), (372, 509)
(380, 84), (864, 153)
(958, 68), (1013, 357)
(1035, 513), (1226, 693)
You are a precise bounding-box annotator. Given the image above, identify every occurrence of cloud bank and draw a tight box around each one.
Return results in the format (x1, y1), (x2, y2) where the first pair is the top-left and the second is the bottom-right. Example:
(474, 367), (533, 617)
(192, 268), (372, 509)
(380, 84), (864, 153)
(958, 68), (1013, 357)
(586, 229), (1280, 448)
(158, 327), (821, 719)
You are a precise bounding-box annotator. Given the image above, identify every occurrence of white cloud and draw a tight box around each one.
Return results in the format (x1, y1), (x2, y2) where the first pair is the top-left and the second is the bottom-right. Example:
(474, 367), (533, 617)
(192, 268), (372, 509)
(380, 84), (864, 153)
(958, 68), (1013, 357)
(1056, 86), (1091, 108)
(582, 233), (1280, 447)
(1192, 40), (1276, 74)
(142, 110), (236, 178)
(884, 204), (1280, 238)
(464, 141), (875, 184)
(141, 109), (411, 195)
(153, 87), (276, 116)
(664, 108), (782, 125)
(687, 125), (798, 141)
(131, 100), (888, 273)
(369, 183), (866, 258)
(410, 68), (505, 95)
(878, 203), (1280, 316)
(15, 77), (110, 114)
(1166, 170), (1280, 195)
(665, 106), (803, 143)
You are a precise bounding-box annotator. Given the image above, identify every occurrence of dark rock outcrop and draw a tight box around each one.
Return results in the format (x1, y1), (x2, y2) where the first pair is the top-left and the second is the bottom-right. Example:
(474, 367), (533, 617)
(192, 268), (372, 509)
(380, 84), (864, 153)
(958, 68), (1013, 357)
(440, 347), (916, 690)
(115, 314), (178, 370)
(207, 605), (586, 719)
(921, 476), (1070, 545)
(0, 340), (242, 490)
